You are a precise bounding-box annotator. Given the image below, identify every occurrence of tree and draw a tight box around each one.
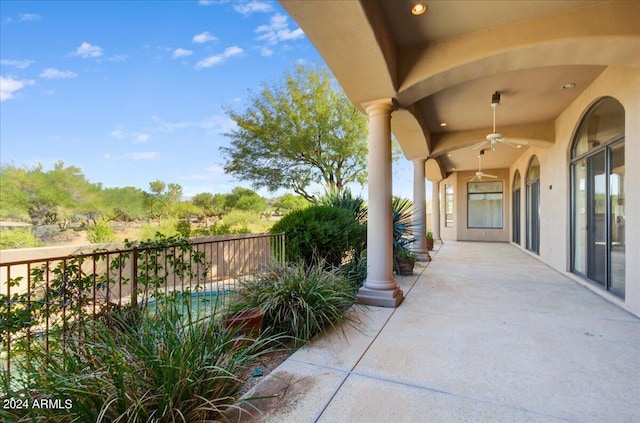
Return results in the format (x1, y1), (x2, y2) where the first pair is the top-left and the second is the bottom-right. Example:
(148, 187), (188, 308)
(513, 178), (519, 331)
(144, 180), (183, 223)
(272, 193), (310, 214)
(102, 186), (146, 224)
(221, 65), (369, 203)
(225, 187), (267, 212)
(0, 161), (101, 226)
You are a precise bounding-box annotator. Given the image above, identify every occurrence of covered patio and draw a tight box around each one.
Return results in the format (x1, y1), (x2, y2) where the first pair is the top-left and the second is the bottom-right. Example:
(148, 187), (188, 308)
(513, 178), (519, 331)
(236, 241), (640, 422)
(280, 0), (640, 316)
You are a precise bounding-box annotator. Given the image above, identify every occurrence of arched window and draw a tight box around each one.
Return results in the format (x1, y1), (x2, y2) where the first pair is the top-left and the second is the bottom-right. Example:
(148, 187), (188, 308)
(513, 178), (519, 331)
(526, 157), (540, 254)
(570, 97), (625, 298)
(512, 171), (521, 244)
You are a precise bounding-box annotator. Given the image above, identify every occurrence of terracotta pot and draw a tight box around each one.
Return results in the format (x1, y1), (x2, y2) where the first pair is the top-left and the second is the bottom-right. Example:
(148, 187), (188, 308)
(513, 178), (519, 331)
(426, 238), (434, 251)
(395, 257), (415, 275)
(224, 309), (264, 340)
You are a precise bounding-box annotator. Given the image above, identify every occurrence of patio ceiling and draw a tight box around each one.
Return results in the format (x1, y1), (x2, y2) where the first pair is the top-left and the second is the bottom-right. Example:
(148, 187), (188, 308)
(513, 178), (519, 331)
(280, 0), (640, 175)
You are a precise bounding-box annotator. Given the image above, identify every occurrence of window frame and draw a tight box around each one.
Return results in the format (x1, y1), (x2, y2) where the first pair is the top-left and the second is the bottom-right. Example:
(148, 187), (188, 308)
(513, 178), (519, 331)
(466, 181), (504, 229)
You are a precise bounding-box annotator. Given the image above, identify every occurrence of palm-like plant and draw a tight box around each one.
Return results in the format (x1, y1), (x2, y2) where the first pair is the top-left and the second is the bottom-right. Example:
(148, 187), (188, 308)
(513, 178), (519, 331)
(318, 188), (367, 223)
(392, 196), (415, 254)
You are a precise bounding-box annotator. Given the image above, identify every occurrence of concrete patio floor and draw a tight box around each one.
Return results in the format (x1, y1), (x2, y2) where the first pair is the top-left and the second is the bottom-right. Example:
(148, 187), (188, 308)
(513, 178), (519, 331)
(233, 242), (640, 422)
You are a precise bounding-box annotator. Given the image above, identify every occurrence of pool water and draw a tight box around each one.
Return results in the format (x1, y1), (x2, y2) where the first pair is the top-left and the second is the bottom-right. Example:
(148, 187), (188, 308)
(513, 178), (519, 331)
(146, 290), (230, 318)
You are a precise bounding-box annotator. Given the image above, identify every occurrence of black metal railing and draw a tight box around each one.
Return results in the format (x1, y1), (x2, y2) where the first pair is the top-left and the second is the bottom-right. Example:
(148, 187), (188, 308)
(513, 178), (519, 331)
(0, 233), (285, 378)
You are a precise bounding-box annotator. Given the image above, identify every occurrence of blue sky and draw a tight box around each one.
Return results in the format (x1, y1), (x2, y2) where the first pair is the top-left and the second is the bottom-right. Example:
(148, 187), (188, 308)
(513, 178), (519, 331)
(1, 0), (416, 201)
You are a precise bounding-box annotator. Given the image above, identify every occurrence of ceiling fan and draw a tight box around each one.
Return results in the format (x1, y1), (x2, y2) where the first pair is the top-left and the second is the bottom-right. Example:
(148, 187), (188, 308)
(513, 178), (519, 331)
(472, 91), (528, 151)
(468, 149), (498, 181)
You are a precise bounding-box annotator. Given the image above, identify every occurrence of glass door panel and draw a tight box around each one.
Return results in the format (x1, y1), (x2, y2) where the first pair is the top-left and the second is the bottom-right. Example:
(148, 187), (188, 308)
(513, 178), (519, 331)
(572, 160), (587, 275)
(587, 150), (606, 287)
(610, 141), (625, 297)
(512, 188), (521, 244)
(526, 180), (540, 254)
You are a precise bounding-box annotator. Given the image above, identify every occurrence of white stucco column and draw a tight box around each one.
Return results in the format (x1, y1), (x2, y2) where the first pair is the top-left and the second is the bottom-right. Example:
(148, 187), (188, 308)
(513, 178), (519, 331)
(431, 180), (441, 241)
(357, 99), (403, 308)
(412, 158), (429, 260)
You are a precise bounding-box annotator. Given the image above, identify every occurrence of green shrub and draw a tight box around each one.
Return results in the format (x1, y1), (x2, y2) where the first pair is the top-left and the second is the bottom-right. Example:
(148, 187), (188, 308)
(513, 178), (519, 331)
(193, 221), (250, 237)
(339, 249), (367, 289)
(140, 219), (179, 240)
(1, 302), (281, 422)
(231, 261), (358, 345)
(270, 205), (365, 268)
(0, 227), (40, 249)
(175, 219), (191, 237)
(86, 220), (116, 243)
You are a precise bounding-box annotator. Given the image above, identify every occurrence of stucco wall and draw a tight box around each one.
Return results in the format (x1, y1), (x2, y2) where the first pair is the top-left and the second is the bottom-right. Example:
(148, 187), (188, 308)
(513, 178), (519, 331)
(511, 66), (640, 317)
(456, 167), (511, 242)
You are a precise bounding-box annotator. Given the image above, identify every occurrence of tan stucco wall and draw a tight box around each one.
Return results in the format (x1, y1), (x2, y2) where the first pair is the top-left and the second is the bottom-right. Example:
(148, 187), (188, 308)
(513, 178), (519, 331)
(510, 66), (640, 317)
(439, 168), (511, 243)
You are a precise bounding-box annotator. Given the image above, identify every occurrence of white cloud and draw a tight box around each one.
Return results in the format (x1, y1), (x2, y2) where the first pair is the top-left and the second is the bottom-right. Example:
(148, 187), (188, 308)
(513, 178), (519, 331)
(108, 54), (129, 62)
(181, 165), (225, 181)
(110, 129), (125, 139)
(0, 75), (35, 101)
(194, 46), (243, 69)
(151, 114), (236, 133)
(172, 48), (193, 59)
(256, 13), (304, 45)
(193, 31), (218, 44)
(259, 46), (273, 57)
(1, 59), (34, 69)
(234, 1), (273, 15)
(70, 42), (103, 58)
(127, 152), (158, 160)
(39, 68), (77, 79)
(135, 134), (150, 143)
(20, 13), (42, 22)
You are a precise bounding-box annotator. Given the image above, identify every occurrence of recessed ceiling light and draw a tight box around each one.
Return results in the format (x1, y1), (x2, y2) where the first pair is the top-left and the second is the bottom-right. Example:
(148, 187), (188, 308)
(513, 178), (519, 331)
(451, 168), (456, 171)
(411, 3), (427, 16)
(440, 122), (448, 127)
(562, 83), (576, 89)
(447, 153), (452, 157)
(516, 145), (522, 149)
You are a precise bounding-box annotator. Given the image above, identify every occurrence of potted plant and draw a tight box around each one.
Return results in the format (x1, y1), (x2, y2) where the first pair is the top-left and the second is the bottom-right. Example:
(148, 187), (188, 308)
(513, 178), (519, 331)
(224, 308), (264, 341)
(392, 197), (417, 275)
(394, 248), (417, 275)
(426, 231), (434, 251)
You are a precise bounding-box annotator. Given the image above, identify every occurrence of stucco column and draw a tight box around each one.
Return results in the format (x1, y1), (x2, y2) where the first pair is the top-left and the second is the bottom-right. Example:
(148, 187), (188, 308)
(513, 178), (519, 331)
(357, 99), (403, 308)
(431, 180), (441, 242)
(412, 158), (429, 260)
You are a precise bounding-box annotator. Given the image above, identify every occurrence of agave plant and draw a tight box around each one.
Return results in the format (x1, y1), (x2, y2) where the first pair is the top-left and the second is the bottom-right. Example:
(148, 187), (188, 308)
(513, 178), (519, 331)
(318, 188), (368, 223)
(392, 196), (416, 255)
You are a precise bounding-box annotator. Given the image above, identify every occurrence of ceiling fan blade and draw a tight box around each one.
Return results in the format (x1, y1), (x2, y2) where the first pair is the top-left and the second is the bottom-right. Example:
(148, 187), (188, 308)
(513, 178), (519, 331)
(468, 140), (488, 150)
(504, 139), (528, 145)
(483, 174), (498, 178)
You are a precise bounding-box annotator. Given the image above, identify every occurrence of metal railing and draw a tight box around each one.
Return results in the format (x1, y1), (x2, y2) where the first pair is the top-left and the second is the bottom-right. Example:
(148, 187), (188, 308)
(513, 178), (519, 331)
(0, 232), (285, 377)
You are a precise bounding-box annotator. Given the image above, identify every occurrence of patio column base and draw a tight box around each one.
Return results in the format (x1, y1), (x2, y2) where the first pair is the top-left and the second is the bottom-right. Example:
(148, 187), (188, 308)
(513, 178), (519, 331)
(414, 251), (431, 262)
(357, 286), (403, 308)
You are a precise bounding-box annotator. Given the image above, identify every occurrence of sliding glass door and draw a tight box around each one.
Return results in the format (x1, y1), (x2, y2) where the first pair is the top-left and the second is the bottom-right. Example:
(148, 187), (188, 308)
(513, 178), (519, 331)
(570, 97), (625, 298)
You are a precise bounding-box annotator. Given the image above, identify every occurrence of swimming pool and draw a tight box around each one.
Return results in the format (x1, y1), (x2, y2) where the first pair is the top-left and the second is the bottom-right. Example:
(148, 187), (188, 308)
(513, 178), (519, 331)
(146, 290), (231, 319)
